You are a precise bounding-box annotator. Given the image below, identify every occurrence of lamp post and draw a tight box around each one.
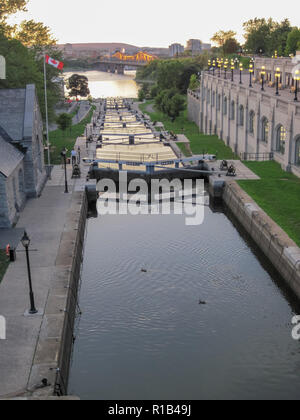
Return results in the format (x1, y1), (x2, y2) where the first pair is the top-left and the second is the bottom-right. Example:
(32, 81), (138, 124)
(295, 70), (300, 102)
(249, 63), (254, 88)
(275, 67), (281, 96)
(261, 66), (266, 91)
(218, 59), (221, 77)
(208, 59), (211, 73)
(212, 60), (216, 76)
(224, 62), (228, 79)
(21, 231), (38, 315)
(231, 60), (235, 82)
(239, 63), (243, 84)
(61, 147), (69, 194)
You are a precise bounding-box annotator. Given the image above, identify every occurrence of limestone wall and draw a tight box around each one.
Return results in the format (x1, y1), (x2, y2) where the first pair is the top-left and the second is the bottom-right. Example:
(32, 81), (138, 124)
(223, 181), (300, 299)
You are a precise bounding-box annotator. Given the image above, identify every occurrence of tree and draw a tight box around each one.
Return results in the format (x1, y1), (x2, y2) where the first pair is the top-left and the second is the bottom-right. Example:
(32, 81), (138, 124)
(67, 74), (90, 98)
(286, 28), (300, 55)
(0, 32), (62, 122)
(56, 113), (73, 134)
(211, 30), (237, 54)
(223, 38), (240, 54)
(0, 0), (27, 22)
(189, 74), (199, 91)
(13, 20), (57, 47)
(168, 94), (185, 121)
(243, 18), (293, 56)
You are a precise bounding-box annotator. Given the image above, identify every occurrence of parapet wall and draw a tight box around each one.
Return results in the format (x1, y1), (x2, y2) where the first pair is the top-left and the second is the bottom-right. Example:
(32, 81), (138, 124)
(223, 181), (300, 299)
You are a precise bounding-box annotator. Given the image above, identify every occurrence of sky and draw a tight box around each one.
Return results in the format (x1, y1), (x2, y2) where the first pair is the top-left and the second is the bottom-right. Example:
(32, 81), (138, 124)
(8, 0), (300, 47)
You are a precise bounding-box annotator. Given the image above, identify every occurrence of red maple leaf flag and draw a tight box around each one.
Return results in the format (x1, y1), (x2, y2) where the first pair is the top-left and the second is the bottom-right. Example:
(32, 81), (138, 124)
(45, 55), (64, 70)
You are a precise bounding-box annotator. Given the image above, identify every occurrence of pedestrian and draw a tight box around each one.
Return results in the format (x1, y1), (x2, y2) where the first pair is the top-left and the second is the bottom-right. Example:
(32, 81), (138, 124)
(77, 147), (81, 164)
(71, 149), (77, 166)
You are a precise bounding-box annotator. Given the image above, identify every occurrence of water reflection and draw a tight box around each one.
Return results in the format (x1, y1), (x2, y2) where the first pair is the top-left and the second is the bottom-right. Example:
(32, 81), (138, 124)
(69, 205), (300, 400)
(63, 70), (139, 98)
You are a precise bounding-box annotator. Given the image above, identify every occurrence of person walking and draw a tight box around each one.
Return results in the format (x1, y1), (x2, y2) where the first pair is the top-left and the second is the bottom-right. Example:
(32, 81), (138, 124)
(71, 149), (77, 166)
(77, 147), (81, 164)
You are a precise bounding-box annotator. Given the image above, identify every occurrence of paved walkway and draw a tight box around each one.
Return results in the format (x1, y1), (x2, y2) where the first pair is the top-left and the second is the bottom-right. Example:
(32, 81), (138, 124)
(0, 134), (95, 398)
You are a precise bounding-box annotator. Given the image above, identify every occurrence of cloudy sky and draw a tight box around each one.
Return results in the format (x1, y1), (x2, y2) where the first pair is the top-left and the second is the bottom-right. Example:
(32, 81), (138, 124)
(8, 0), (300, 47)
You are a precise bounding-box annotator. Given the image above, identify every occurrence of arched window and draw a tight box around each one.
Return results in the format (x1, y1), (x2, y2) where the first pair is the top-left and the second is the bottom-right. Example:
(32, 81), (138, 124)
(261, 118), (269, 143)
(249, 111), (255, 134)
(239, 105), (244, 126)
(212, 92), (215, 107)
(231, 101), (235, 120)
(276, 125), (286, 154)
(295, 137), (300, 166)
(223, 97), (228, 115)
(217, 94), (221, 111)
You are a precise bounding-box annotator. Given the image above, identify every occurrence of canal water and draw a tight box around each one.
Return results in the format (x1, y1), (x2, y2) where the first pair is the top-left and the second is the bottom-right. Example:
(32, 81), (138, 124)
(63, 70), (139, 99)
(69, 202), (300, 400)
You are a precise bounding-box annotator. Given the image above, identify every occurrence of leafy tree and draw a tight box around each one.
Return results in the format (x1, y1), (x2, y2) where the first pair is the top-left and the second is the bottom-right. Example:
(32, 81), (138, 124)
(150, 84), (159, 98)
(168, 94), (185, 121)
(67, 74), (90, 98)
(243, 18), (293, 56)
(0, 0), (27, 22)
(286, 28), (300, 55)
(223, 38), (240, 54)
(56, 113), (73, 134)
(189, 74), (199, 91)
(13, 20), (57, 47)
(0, 31), (62, 122)
(211, 30), (237, 54)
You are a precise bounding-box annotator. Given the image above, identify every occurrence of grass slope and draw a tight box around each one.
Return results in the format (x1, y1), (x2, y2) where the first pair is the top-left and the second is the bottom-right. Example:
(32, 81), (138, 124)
(238, 161), (300, 247)
(139, 100), (237, 160)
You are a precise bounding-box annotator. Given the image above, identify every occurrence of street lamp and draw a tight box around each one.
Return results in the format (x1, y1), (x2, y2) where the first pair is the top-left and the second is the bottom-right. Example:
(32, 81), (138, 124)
(275, 67), (281, 96)
(231, 60), (235, 82)
(295, 70), (300, 102)
(261, 66), (266, 91)
(60, 147), (69, 194)
(21, 231), (38, 315)
(224, 61), (228, 79)
(212, 60), (216, 76)
(249, 63), (254, 88)
(218, 59), (222, 77)
(239, 63), (243, 84)
(208, 59), (211, 72)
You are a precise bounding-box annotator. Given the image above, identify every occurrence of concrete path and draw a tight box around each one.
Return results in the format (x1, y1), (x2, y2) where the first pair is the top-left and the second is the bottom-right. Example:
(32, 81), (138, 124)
(0, 134), (95, 398)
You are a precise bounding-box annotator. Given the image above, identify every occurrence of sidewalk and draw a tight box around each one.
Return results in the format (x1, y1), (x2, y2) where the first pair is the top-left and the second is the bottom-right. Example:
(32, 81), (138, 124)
(0, 139), (95, 398)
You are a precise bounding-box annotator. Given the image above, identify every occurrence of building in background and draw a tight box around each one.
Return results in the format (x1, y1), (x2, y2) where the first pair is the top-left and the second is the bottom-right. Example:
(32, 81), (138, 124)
(186, 39), (202, 55)
(202, 43), (212, 51)
(169, 43), (185, 57)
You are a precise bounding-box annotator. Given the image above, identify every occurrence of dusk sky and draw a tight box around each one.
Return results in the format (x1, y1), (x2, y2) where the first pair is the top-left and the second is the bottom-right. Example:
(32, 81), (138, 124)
(8, 0), (300, 47)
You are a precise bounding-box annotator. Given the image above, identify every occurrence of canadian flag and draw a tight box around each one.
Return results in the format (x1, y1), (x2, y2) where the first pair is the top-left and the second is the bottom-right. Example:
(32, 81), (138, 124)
(45, 55), (64, 70)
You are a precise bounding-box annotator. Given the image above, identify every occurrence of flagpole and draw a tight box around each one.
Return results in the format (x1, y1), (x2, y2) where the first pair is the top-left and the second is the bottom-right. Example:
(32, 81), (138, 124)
(44, 54), (51, 179)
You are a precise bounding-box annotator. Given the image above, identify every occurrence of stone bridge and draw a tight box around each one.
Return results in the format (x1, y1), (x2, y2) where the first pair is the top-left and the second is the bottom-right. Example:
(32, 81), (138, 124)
(93, 59), (148, 74)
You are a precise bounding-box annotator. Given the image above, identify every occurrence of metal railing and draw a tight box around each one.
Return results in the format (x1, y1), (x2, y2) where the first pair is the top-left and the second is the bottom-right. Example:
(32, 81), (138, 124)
(240, 152), (274, 161)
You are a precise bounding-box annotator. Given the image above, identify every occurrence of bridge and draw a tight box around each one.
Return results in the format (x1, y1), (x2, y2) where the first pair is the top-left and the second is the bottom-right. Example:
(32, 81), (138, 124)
(93, 51), (158, 74)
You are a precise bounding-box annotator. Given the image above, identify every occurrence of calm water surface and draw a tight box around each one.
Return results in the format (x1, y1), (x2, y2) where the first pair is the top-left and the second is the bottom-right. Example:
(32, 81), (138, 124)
(69, 204), (300, 400)
(63, 70), (139, 98)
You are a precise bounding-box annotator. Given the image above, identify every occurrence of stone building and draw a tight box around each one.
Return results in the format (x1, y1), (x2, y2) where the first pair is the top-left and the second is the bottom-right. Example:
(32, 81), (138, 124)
(187, 57), (300, 177)
(186, 39), (202, 55)
(0, 84), (47, 228)
(169, 43), (185, 57)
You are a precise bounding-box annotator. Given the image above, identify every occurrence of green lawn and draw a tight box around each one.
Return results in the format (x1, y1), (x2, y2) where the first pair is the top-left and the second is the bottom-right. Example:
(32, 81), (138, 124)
(238, 161), (300, 247)
(0, 250), (9, 283)
(48, 107), (95, 164)
(139, 100), (237, 159)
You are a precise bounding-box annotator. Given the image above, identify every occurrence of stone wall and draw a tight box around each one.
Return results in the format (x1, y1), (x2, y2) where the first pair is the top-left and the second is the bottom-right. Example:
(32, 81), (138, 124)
(223, 181), (300, 299)
(187, 71), (300, 175)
